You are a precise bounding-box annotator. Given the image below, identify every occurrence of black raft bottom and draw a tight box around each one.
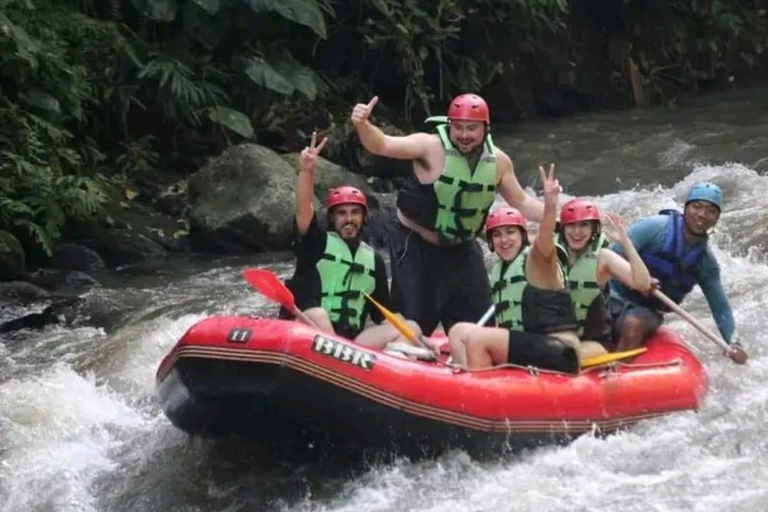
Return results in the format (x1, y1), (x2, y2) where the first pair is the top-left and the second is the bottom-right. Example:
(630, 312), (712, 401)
(157, 358), (582, 460)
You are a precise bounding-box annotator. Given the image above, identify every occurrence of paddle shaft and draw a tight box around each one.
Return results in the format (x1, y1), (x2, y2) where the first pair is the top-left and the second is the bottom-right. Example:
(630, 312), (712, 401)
(476, 305), (495, 327)
(293, 308), (322, 329)
(653, 290), (730, 351)
(364, 293), (426, 348)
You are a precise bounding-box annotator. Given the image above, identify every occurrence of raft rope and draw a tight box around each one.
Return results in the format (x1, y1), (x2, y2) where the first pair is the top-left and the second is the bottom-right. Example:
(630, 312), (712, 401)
(443, 358), (683, 376)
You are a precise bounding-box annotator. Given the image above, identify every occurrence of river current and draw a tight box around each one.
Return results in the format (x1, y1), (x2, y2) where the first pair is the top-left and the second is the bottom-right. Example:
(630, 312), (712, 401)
(1, 87), (767, 512)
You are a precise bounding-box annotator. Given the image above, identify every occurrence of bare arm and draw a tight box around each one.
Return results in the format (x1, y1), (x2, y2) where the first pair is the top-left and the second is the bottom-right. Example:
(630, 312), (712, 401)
(598, 212), (652, 292)
(531, 164), (559, 262)
(496, 151), (545, 222)
(526, 164), (563, 290)
(295, 132), (328, 235)
(351, 96), (438, 161)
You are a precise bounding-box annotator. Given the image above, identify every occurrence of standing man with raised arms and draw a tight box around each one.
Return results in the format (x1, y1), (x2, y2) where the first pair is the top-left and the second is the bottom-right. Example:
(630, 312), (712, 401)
(350, 94), (546, 335)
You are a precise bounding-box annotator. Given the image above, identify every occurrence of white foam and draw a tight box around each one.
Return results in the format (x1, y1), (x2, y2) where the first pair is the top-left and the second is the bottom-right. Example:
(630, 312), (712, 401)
(0, 364), (143, 512)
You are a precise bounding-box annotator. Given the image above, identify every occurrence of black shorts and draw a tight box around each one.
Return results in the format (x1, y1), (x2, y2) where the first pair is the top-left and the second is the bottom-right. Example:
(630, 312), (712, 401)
(607, 294), (663, 345)
(507, 330), (580, 374)
(389, 224), (492, 336)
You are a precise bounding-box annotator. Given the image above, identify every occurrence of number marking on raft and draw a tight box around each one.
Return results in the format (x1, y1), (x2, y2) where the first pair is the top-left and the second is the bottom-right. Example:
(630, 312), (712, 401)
(227, 328), (252, 343)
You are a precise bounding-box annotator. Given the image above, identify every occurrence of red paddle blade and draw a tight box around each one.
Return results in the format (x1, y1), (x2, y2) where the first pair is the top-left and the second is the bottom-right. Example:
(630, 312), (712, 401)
(243, 269), (296, 311)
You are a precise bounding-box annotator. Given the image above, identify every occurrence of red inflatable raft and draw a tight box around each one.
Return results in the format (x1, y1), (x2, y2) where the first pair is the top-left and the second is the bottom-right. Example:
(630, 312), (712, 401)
(156, 316), (708, 457)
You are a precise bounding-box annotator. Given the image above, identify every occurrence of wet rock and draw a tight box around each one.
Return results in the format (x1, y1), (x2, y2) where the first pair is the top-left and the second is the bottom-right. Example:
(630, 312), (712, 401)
(54, 243), (105, 272)
(66, 182), (190, 266)
(62, 270), (101, 289)
(0, 280), (84, 333)
(0, 281), (51, 301)
(155, 179), (189, 219)
(83, 229), (168, 267)
(23, 268), (60, 290)
(364, 193), (398, 249)
(0, 230), (25, 280)
(188, 144), (298, 253)
(0, 305), (61, 333)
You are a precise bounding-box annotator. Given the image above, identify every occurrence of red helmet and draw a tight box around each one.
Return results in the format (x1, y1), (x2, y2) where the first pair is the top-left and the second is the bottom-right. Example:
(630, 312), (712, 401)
(447, 94), (490, 124)
(326, 186), (368, 213)
(559, 198), (600, 225)
(485, 207), (527, 234)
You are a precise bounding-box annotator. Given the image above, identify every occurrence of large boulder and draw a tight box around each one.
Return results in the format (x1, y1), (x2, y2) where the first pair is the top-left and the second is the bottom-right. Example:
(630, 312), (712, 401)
(66, 182), (188, 267)
(364, 193), (398, 249)
(53, 243), (105, 272)
(0, 230), (25, 280)
(188, 144), (298, 253)
(280, 153), (372, 202)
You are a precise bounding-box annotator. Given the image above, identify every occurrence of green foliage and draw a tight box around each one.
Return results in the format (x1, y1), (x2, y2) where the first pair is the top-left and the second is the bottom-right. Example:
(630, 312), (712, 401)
(207, 107), (255, 138)
(246, 0), (331, 39)
(0, 101), (106, 255)
(616, 0), (768, 103)
(357, 0), (569, 119)
(192, 0), (220, 15)
(131, 0), (180, 22)
(137, 53), (229, 125)
(116, 136), (160, 177)
(1, 0), (767, 263)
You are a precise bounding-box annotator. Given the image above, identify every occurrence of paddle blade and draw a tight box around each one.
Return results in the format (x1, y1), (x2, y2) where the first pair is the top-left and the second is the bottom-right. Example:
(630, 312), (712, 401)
(243, 269), (296, 311)
(364, 293), (419, 345)
(582, 347), (647, 368)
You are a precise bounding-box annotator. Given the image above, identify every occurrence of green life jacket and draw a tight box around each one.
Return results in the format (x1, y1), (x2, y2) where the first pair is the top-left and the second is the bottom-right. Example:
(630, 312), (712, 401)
(558, 232), (608, 336)
(316, 232), (376, 332)
(427, 117), (498, 246)
(489, 248), (530, 331)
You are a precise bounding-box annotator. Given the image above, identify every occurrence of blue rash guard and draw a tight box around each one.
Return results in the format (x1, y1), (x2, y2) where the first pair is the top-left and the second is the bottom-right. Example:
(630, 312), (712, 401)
(608, 214), (737, 343)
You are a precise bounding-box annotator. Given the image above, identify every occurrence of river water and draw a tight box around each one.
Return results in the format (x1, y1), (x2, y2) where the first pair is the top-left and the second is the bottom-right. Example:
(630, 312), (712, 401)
(1, 88), (767, 512)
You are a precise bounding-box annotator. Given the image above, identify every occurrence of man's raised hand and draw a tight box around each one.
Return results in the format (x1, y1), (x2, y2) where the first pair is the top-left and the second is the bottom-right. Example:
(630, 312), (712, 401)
(351, 97), (379, 127)
(299, 130), (328, 174)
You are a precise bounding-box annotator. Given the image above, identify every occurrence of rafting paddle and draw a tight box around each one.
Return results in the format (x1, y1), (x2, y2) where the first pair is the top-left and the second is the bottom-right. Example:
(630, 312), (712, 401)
(363, 293), (430, 349)
(243, 269), (321, 329)
(653, 290), (747, 363)
(476, 304), (496, 327)
(581, 347), (647, 368)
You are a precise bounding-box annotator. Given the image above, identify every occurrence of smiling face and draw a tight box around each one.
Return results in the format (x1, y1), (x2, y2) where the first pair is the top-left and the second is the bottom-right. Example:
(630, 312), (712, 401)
(490, 225), (525, 262)
(448, 120), (485, 154)
(684, 200), (720, 237)
(562, 221), (595, 252)
(331, 204), (365, 241)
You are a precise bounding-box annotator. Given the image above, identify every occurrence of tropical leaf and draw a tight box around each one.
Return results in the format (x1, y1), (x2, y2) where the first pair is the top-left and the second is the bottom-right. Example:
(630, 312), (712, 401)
(182, 0), (229, 48)
(235, 56), (294, 95)
(131, 0), (179, 22)
(271, 50), (320, 100)
(246, 0), (327, 39)
(192, 0), (220, 15)
(14, 218), (56, 256)
(20, 91), (62, 117)
(207, 106), (254, 138)
(0, 11), (40, 66)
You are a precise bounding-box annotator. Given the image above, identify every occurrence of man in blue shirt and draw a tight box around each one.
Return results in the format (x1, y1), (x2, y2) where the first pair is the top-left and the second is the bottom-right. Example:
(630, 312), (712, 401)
(608, 182), (747, 364)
